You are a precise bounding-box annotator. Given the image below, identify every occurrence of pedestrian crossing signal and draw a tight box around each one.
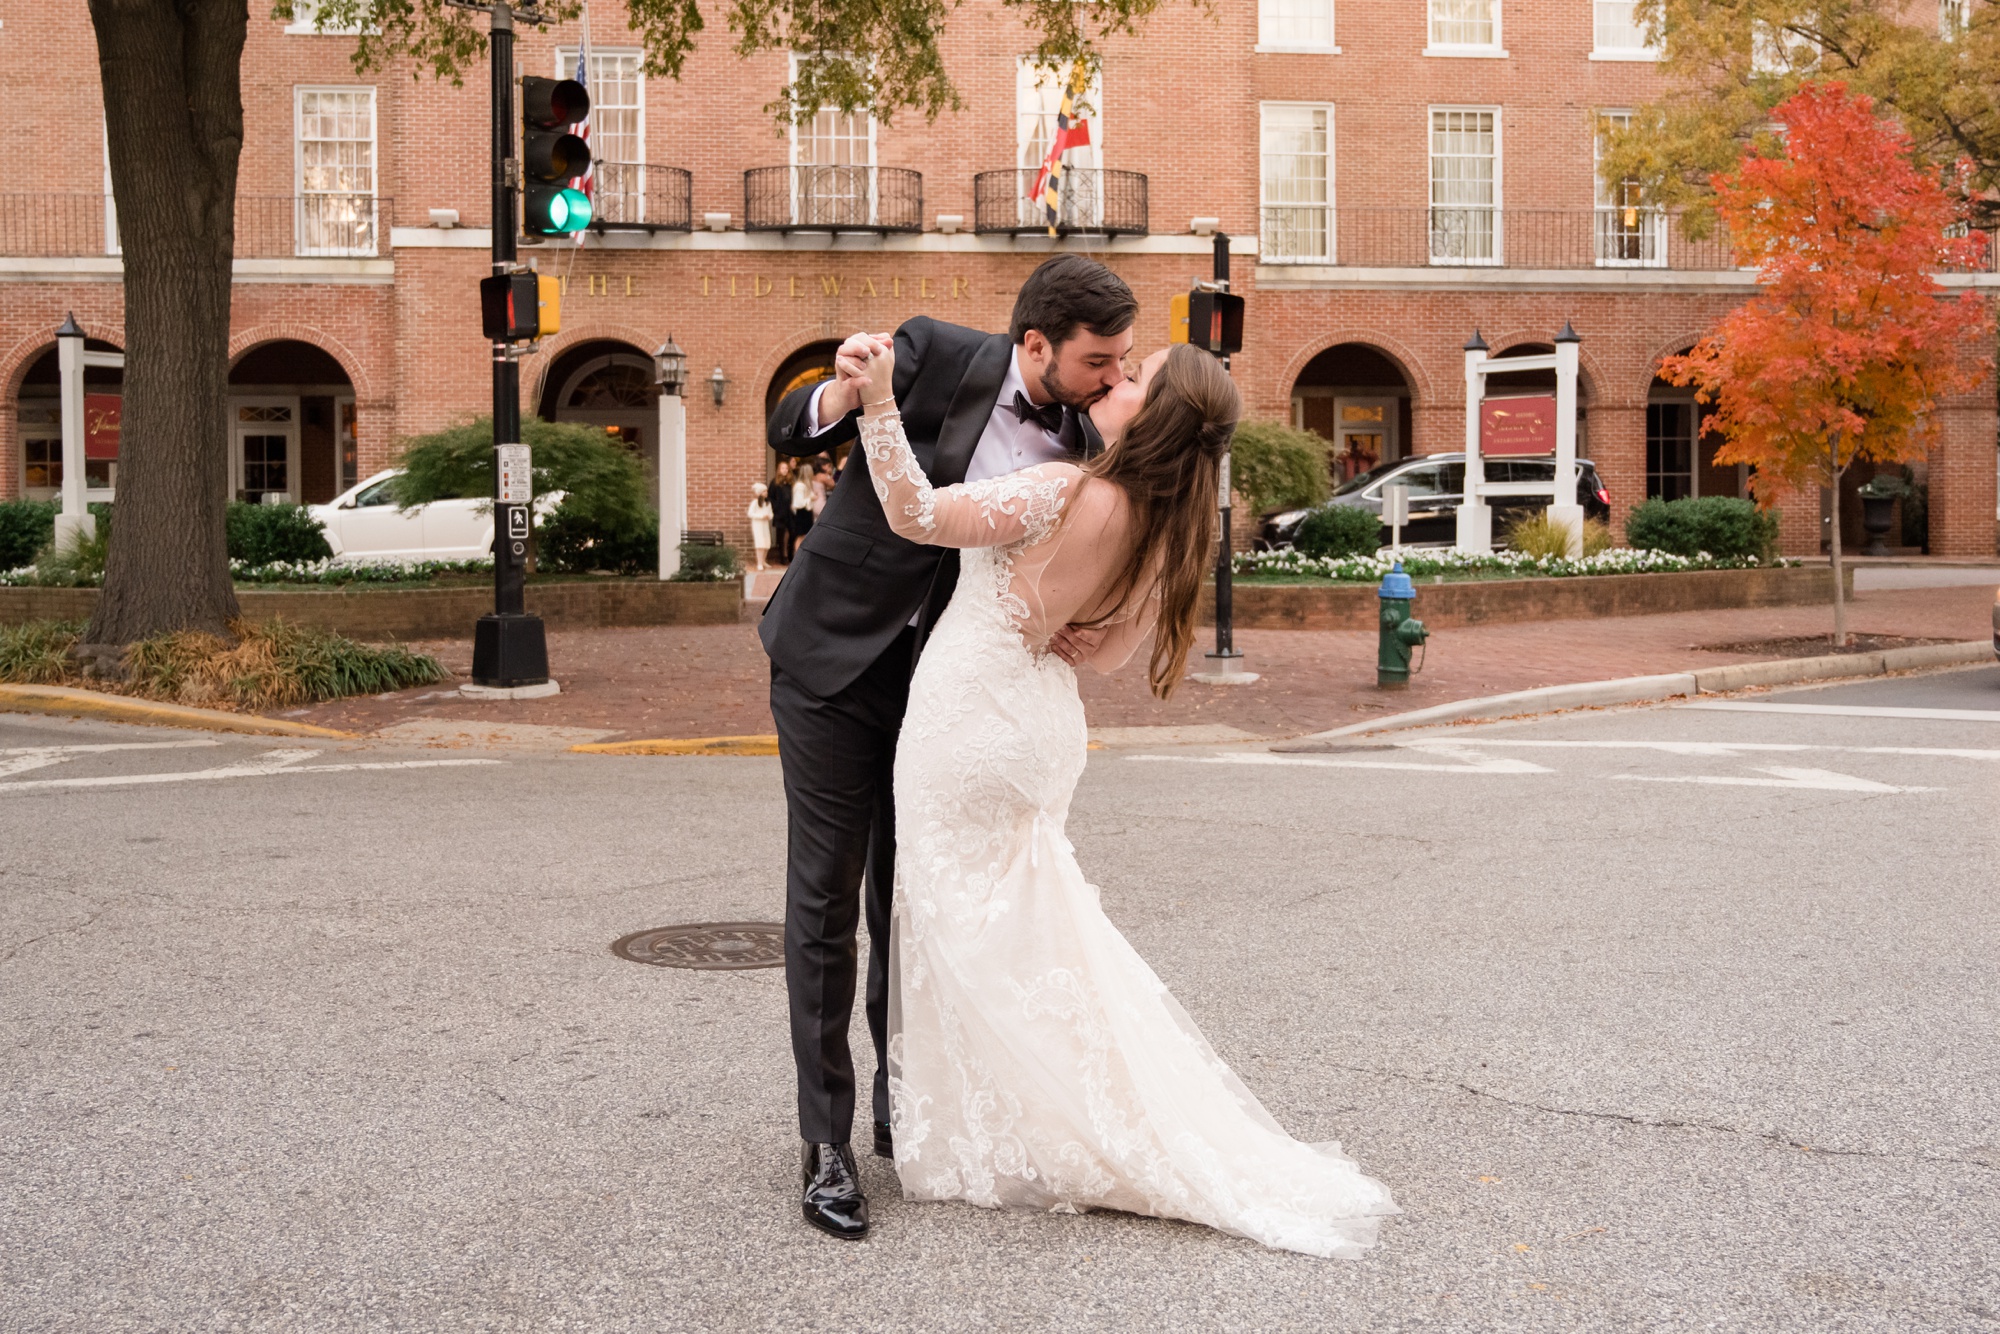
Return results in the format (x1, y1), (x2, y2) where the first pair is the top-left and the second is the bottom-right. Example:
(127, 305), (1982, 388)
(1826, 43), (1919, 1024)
(480, 273), (563, 341)
(521, 76), (592, 236)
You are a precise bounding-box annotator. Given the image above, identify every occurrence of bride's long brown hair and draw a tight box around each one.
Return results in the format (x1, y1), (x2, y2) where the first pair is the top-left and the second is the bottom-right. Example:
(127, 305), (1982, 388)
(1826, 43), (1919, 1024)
(1074, 344), (1241, 699)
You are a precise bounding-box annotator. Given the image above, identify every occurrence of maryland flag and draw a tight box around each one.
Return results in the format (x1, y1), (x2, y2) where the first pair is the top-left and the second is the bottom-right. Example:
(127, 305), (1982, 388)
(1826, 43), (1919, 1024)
(1030, 61), (1093, 237)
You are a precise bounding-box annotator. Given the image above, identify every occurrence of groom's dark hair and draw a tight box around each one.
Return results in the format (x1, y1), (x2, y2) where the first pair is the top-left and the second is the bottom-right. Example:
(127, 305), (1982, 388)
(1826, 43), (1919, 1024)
(1010, 254), (1138, 347)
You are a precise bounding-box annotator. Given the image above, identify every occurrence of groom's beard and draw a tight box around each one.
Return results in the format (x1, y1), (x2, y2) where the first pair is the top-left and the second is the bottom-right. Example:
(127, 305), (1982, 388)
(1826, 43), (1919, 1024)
(1040, 363), (1111, 413)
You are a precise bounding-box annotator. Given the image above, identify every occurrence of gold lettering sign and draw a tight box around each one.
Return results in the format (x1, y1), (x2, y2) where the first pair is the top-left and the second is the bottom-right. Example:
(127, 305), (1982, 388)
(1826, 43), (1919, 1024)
(691, 274), (973, 301)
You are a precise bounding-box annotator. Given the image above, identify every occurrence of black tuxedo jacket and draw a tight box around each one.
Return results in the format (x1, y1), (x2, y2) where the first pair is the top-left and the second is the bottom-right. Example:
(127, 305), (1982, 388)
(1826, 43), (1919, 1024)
(760, 316), (1102, 699)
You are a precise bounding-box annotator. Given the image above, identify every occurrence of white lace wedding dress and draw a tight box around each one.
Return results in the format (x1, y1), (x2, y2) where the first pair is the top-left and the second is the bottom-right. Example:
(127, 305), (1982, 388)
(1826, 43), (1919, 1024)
(856, 410), (1397, 1259)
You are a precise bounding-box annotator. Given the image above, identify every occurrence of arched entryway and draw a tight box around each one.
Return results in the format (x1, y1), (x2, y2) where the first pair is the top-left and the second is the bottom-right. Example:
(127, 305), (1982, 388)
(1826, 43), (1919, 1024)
(536, 339), (660, 484)
(228, 340), (356, 504)
(1290, 343), (1413, 482)
(1645, 355), (1740, 503)
(767, 341), (840, 422)
(15, 340), (124, 503)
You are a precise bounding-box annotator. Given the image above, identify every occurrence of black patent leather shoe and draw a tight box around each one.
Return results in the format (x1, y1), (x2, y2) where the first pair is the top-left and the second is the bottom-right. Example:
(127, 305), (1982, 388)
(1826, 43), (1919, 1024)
(801, 1141), (869, 1240)
(873, 1120), (894, 1160)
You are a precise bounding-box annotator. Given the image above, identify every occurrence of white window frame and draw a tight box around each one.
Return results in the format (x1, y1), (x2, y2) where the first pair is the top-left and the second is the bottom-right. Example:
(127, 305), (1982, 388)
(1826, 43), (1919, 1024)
(230, 397), (303, 505)
(1426, 0), (1507, 57)
(1590, 0), (1660, 60)
(788, 54), (878, 227)
(102, 123), (119, 256)
(1429, 105), (1501, 266)
(283, 1), (371, 36)
(293, 85), (379, 257)
(1257, 0), (1340, 53)
(1940, 0), (1969, 38)
(1016, 58), (1105, 228)
(1259, 102), (1334, 263)
(556, 47), (646, 223)
(1594, 109), (1666, 267)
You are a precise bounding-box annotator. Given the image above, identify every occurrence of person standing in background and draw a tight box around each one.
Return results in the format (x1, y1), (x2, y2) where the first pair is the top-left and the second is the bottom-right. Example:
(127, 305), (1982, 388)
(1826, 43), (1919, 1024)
(790, 463), (815, 549)
(770, 459), (796, 562)
(748, 482), (774, 572)
(809, 460), (832, 519)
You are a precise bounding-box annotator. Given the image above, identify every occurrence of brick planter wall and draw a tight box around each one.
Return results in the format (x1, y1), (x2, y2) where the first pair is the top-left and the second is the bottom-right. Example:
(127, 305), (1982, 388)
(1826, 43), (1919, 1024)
(1200, 565), (1853, 632)
(0, 580), (741, 640)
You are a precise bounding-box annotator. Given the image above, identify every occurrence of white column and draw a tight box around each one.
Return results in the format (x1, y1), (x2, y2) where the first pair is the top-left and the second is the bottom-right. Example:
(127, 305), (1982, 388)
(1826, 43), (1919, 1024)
(55, 322), (94, 548)
(1457, 334), (1492, 552)
(1550, 326), (1585, 557)
(657, 389), (687, 580)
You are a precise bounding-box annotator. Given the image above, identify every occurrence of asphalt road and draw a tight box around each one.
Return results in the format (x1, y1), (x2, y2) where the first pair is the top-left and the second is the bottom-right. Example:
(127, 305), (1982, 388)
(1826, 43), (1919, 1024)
(3, 665), (1997, 1332)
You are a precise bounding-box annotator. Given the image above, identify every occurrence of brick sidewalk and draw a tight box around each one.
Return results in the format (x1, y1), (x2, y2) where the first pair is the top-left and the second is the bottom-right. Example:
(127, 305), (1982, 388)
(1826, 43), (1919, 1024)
(292, 583), (1996, 741)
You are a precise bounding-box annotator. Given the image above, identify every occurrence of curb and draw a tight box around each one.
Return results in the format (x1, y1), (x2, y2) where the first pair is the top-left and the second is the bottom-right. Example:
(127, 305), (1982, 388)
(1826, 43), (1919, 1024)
(0, 684), (355, 739)
(1282, 640), (1992, 744)
(572, 734), (780, 756)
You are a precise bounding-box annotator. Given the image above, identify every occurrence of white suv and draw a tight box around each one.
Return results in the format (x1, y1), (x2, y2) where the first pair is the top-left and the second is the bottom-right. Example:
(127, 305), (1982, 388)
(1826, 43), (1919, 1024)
(309, 470), (562, 563)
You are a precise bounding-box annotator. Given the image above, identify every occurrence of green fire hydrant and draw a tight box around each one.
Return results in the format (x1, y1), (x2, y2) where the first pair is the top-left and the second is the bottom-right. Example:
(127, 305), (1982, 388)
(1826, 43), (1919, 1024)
(1377, 560), (1429, 689)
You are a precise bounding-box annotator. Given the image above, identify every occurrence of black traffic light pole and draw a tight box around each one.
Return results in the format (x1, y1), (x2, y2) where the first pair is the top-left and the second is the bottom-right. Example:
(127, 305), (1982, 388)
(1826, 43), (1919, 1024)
(463, 0), (551, 688)
(1204, 230), (1242, 668)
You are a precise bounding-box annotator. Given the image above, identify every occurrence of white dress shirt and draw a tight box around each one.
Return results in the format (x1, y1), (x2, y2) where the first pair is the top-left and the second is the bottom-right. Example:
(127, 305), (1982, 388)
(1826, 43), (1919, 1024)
(803, 348), (1070, 485)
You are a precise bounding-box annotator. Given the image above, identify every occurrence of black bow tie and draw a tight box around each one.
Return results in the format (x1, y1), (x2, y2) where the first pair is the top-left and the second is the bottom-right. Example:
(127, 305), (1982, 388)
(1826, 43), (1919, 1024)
(1008, 391), (1084, 453)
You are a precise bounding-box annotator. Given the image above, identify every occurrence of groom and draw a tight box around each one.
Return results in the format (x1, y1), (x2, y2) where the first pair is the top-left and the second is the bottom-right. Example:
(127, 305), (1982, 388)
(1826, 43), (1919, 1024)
(762, 253), (1138, 1239)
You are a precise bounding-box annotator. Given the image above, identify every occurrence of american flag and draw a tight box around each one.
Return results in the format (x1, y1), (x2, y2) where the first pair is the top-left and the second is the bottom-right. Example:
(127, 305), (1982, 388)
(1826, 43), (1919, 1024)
(569, 6), (593, 241)
(1030, 61), (1092, 237)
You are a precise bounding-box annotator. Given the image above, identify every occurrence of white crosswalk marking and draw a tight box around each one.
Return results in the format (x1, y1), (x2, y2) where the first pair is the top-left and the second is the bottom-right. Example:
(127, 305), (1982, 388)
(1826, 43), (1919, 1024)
(0, 740), (220, 779)
(0, 747), (501, 793)
(1129, 748), (1552, 775)
(1615, 766), (1928, 793)
(1686, 701), (2000, 723)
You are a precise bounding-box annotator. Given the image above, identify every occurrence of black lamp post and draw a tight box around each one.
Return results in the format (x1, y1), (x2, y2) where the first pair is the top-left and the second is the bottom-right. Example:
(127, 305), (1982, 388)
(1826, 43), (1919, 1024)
(654, 338), (688, 392)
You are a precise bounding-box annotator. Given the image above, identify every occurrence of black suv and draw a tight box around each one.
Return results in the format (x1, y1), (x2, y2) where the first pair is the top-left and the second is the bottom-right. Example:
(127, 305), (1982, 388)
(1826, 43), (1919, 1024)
(1260, 453), (1613, 550)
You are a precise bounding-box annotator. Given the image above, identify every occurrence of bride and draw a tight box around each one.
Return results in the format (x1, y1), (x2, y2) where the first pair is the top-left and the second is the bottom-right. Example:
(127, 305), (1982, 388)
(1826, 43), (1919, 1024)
(848, 337), (1398, 1259)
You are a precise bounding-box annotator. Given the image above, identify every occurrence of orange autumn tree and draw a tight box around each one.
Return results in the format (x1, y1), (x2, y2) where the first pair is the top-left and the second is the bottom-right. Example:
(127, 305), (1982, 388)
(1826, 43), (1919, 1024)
(1661, 82), (1991, 646)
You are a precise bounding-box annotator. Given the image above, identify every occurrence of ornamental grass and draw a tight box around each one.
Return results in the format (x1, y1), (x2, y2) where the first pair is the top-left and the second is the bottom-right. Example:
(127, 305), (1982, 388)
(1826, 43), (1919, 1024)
(0, 618), (446, 710)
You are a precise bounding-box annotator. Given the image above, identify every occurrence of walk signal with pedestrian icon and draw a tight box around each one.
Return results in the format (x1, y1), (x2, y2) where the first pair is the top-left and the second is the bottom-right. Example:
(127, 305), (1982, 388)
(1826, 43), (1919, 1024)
(521, 76), (592, 236)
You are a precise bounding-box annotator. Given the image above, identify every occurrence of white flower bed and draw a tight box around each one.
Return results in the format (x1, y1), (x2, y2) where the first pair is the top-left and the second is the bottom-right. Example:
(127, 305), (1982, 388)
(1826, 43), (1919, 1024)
(1232, 547), (1792, 582)
(0, 557), (496, 589)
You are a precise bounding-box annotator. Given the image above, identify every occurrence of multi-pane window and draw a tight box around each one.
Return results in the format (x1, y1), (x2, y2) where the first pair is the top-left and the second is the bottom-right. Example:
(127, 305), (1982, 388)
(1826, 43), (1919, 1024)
(1941, 0), (1968, 37)
(1017, 60), (1103, 227)
(1593, 0), (1656, 54)
(1430, 108), (1498, 264)
(1430, 0), (1498, 48)
(1646, 401), (1695, 500)
(791, 95), (874, 227)
(19, 404), (60, 497)
(558, 50), (645, 223)
(295, 88), (377, 256)
(1595, 110), (1664, 265)
(1259, 0), (1336, 49)
(1260, 104), (1332, 262)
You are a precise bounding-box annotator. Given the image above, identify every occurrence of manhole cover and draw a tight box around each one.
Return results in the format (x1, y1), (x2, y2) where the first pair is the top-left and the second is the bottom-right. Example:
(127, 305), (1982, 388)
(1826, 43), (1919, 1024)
(612, 922), (786, 971)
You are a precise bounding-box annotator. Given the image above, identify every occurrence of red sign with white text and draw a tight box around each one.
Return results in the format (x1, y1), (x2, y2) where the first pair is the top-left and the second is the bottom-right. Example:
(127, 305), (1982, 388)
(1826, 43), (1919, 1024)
(1480, 394), (1556, 456)
(84, 394), (122, 460)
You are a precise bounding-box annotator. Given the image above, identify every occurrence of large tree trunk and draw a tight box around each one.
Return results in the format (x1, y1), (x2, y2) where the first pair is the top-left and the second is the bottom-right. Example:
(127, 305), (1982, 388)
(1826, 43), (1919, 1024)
(82, 0), (246, 649)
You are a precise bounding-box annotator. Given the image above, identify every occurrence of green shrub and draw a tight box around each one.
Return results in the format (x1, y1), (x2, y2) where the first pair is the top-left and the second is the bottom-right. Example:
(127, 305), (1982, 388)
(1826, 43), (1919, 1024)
(538, 502), (660, 575)
(1625, 495), (1777, 561)
(0, 499), (57, 569)
(395, 416), (650, 536)
(670, 540), (741, 582)
(1229, 421), (1331, 515)
(34, 506), (112, 586)
(0, 619), (82, 684)
(226, 501), (333, 565)
(1293, 504), (1383, 559)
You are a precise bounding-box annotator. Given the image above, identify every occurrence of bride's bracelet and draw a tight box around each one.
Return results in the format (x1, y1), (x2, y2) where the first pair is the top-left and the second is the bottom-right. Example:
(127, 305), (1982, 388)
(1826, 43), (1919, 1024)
(862, 395), (897, 410)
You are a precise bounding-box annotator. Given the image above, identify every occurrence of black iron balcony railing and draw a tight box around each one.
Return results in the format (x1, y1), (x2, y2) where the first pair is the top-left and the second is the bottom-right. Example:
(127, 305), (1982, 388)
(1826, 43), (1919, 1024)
(972, 169), (1149, 237)
(1257, 205), (2000, 272)
(742, 165), (922, 233)
(0, 195), (392, 259)
(587, 163), (694, 232)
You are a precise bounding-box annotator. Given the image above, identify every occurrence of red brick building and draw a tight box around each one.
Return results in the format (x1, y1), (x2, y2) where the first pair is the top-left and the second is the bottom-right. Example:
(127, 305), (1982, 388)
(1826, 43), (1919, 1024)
(6, 0), (1994, 555)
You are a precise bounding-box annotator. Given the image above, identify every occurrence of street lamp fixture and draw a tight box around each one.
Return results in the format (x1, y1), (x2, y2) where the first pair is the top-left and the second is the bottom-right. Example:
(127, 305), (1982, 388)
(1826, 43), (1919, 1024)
(653, 337), (687, 395)
(709, 364), (729, 407)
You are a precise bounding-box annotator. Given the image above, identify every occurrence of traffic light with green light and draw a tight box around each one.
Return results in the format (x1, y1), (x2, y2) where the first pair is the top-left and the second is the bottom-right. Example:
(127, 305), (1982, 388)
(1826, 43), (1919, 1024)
(521, 76), (592, 236)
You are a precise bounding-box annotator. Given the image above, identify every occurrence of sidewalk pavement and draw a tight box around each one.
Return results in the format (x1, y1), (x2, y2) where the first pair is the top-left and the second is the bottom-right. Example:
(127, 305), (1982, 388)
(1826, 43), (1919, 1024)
(290, 582), (1995, 741)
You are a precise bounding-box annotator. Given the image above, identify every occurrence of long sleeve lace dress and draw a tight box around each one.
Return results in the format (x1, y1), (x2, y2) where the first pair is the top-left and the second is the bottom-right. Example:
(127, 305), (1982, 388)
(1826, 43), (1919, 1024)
(856, 408), (1397, 1259)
